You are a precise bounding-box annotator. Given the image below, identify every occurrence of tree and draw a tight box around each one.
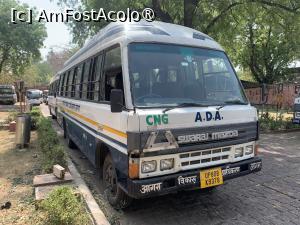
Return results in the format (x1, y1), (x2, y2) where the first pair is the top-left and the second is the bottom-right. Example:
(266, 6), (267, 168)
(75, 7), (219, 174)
(46, 46), (79, 74)
(0, 0), (47, 75)
(57, 0), (299, 45)
(218, 3), (300, 83)
(57, 0), (300, 83)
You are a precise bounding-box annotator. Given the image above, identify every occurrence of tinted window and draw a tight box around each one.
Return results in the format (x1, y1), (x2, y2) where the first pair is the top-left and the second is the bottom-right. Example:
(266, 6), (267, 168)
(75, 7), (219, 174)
(67, 70), (74, 97)
(88, 54), (103, 101)
(64, 71), (70, 96)
(81, 60), (91, 99)
(104, 47), (121, 70)
(76, 63), (84, 98)
(71, 67), (77, 97)
(60, 73), (65, 96)
(104, 46), (123, 101)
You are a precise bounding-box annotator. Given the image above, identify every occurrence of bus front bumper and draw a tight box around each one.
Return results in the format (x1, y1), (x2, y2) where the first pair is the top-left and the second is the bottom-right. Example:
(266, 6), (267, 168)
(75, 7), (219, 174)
(123, 157), (262, 199)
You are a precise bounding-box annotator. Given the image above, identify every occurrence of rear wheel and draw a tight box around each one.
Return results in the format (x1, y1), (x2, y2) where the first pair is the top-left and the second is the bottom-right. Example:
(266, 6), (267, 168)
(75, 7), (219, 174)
(103, 154), (132, 209)
(63, 119), (76, 149)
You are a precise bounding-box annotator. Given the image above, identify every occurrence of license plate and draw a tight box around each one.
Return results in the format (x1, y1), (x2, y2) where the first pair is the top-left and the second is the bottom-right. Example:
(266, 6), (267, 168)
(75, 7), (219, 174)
(200, 167), (223, 188)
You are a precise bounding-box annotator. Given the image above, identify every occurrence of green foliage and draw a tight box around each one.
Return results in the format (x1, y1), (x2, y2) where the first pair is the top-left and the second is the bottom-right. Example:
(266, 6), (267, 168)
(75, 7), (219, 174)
(22, 61), (53, 87)
(57, 0), (300, 84)
(37, 117), (66, 172)
(259, 112), (298, 131)
(30, 106), (42, 130)
(0, 0), (47, 76)
(41, 186), (90, 225)
(219, 2), (300, 84)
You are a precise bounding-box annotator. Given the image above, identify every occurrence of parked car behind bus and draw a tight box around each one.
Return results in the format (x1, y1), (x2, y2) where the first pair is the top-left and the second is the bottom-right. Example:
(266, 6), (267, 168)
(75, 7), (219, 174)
(26, 89), (42, 106)
(0, 85), (17, 105)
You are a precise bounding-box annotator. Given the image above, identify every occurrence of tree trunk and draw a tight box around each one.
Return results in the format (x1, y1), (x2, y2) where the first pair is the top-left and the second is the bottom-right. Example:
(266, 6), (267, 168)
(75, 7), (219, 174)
(151, 0), (173, 23)
(183, 0), (198, 27)
(0, 49), (10, 74)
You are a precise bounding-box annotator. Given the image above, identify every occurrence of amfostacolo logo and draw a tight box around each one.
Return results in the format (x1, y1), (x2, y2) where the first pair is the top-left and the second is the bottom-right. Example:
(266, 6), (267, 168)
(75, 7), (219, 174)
(146, 114), (168, 126)
(195, 111), (223, 122)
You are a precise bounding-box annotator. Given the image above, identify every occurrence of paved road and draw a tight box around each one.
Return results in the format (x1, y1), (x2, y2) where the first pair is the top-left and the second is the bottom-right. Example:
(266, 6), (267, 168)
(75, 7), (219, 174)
(40, 105), (300, 225)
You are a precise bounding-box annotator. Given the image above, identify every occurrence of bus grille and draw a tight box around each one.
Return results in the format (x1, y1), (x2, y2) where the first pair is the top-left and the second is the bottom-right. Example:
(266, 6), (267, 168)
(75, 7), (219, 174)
(179, 146), (232, 169)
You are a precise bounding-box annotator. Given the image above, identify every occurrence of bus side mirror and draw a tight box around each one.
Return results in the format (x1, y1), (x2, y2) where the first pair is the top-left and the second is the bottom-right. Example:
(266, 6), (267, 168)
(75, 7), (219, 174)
(110, 89), (123, 113)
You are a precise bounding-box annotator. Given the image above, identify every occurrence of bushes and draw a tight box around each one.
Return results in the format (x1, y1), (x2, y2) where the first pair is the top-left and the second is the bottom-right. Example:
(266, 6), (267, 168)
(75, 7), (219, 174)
(4, 107), (41, 130)
(30, 106), (42, 129)
(37, 117), (66, 173)
(259, 112), (298, 132)
(41, 186), (90, 225)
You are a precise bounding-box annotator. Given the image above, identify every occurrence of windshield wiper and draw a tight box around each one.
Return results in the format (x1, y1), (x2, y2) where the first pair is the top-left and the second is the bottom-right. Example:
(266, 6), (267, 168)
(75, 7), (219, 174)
(217, 100), (248, 110)
(163, 102), (208, 113)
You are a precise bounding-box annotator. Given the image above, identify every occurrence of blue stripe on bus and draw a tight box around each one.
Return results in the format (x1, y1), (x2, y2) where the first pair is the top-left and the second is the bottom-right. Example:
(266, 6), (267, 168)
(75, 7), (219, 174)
(61, 111), (128, 149)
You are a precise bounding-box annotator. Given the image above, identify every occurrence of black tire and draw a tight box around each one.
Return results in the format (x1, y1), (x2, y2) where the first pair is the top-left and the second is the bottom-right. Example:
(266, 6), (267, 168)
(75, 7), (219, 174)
(63, 120), (76, 149)
(103, 154), (132, 209)
(67, 134), (76, 149)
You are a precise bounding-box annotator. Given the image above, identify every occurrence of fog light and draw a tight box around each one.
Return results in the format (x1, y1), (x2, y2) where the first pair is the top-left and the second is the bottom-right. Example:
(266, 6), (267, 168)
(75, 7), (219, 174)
(235, 147), (243, 158)
(245, 145), (254, 155)
(141, 160), (157, 173)
(160, 158), (174, 171)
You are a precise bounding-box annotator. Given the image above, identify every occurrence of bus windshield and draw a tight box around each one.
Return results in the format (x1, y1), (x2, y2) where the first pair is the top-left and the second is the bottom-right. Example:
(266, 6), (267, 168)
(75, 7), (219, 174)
(128, 43), (247, 107)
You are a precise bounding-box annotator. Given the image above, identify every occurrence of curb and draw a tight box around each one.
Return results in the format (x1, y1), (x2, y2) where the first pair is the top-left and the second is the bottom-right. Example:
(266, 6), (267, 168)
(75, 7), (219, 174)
(39, 105), (110, 225)
(260, 128), (300, 134)
(67, 158), (110, 225)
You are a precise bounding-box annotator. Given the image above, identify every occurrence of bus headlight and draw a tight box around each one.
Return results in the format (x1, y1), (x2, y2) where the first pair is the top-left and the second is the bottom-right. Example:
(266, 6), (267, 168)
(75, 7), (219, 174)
(235, 147), (243, 158)
(141, 160), (157, 173)
(245, 145), (254, 155)
(160, 158), (174, 171)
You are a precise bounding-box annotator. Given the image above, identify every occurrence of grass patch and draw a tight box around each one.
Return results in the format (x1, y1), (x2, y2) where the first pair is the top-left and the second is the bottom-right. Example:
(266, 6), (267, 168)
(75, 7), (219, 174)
(40, 186), (91, 225)
(37, 117), (66, 173)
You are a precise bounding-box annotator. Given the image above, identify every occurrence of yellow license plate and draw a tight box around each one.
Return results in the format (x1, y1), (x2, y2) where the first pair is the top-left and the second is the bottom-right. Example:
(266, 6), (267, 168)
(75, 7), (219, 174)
(200, 167), (223, 188)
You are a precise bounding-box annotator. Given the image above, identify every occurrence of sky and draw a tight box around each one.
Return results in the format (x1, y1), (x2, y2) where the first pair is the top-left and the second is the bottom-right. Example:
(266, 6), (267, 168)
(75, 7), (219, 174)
(18, 0), (72, 59)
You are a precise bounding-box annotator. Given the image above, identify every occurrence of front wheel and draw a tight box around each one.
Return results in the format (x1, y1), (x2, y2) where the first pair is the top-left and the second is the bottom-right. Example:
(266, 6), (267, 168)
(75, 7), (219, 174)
(103, 154), (132, 209)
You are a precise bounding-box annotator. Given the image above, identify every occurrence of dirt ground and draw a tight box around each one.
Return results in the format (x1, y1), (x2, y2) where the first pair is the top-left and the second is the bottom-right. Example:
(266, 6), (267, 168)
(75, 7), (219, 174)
(0, 112), (10, 123)
(0, 130), (43, 225)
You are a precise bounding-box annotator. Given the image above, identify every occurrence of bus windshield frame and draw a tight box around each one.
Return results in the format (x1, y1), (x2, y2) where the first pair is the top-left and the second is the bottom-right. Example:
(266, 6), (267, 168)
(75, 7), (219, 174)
(128, 43), (248, 108)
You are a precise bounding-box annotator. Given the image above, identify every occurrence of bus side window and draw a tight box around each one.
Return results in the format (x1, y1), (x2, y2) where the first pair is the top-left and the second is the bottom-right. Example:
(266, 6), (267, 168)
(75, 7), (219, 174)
(103, 46), (123, 101)
(76, 63), (83, 99)
(60, 73), (66, 96)
(88, 54), (103, 101)
(82, 60), (91, 100)
(71, 67), (78, 98)
(64, 71), (70, 97)
(67, 69), (74, 97)
(55, 79), (59, 97)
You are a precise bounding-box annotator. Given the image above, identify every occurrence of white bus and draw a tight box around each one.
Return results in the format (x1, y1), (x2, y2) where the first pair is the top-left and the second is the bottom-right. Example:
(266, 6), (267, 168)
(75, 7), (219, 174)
(50, 21), (262, 208)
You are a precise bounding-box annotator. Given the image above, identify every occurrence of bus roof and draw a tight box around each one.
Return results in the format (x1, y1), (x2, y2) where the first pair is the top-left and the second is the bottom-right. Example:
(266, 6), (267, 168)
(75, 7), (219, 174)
(61, 21), (224, 73)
